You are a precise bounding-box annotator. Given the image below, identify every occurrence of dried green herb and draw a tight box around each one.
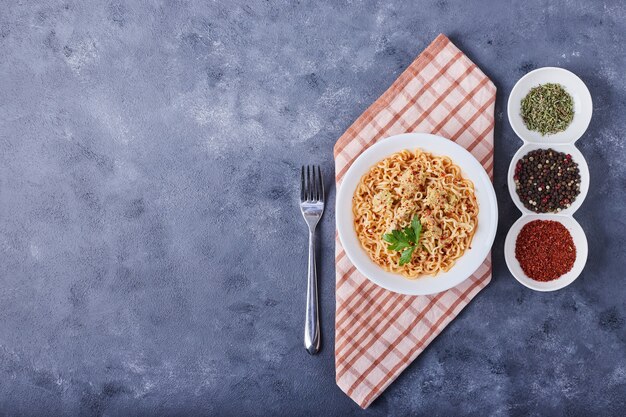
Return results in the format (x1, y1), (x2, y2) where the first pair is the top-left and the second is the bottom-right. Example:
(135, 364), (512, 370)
(520, 83), (574, 136)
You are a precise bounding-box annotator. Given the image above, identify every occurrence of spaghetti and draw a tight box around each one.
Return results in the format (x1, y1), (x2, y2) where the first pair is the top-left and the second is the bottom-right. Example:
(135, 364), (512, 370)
(353, 149), (478, 278)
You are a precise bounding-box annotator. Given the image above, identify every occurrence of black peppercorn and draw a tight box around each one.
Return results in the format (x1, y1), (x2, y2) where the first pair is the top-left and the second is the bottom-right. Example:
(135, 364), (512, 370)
(514, 148), (581, 213)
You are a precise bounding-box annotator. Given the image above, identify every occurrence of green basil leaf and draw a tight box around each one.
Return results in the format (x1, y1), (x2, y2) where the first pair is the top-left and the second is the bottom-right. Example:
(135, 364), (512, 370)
(412, 215), (422, 247)
(404, 226), (415, 243)
(399, 246), (415, 266)
(382, 233), (396, 244)
(393, 241), (410, 251)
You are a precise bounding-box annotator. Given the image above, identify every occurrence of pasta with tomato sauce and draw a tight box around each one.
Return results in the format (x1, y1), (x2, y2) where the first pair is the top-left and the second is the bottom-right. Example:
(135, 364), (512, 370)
(353, 149), (478, 278)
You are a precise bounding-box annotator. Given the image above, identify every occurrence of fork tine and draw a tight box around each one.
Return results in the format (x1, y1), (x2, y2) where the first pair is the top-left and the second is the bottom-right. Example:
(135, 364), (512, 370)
(311, 164), (317, 201)
(318, 165), (324, 202)
(306, 165), (311, 201)
(312, 165), (317, 201)
(300, 166), (305, 201)
(311, 165), (317, 201)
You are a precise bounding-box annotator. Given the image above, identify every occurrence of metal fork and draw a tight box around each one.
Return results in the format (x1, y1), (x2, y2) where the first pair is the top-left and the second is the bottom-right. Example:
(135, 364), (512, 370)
(300, 165), (324, 355)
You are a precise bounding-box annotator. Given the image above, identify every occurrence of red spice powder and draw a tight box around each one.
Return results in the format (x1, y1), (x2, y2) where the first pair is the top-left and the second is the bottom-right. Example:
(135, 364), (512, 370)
(515, 220), (576, 281)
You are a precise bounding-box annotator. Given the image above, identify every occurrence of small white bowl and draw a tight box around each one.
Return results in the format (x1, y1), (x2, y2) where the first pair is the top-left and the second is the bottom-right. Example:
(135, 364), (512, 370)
(336, 133), (498, 296)
(507, 143), (590, 216)
(504, 214), (588, 292)
(507, 67), (592, 144)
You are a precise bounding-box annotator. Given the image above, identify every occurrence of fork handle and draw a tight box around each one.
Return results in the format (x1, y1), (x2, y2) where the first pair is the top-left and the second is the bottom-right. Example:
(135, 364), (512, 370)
(304, 229), (320, 355)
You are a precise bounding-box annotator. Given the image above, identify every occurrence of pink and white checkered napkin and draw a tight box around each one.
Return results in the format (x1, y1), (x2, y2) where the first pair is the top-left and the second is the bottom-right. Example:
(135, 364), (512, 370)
(333, 34), (496, 408)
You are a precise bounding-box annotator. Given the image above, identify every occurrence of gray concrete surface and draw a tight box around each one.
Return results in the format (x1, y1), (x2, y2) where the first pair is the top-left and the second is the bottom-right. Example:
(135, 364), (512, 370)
(0, 0), (625, 415)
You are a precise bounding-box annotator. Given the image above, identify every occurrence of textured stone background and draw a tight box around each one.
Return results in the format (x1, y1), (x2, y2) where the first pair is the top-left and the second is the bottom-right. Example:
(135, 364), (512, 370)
(0, 0), (625, 415)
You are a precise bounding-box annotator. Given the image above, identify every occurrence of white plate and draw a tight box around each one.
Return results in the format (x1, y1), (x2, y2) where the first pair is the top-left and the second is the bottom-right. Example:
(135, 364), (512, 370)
(507, 67), (592, 144)
(507, 143), (590, 216)
(504, 214), (588, 291)
(336, 133), (498, 296)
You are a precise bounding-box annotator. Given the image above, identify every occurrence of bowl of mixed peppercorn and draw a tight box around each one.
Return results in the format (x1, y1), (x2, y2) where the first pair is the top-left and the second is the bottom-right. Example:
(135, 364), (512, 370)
(508, 144), (590, 215)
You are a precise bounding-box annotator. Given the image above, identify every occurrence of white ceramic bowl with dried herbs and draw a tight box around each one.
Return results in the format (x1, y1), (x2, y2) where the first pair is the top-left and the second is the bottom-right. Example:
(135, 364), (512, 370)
(507, 67), (592, 144)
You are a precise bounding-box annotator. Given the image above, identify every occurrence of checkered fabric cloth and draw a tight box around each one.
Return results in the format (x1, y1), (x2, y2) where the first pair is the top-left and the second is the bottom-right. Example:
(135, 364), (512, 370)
(333, 34), (496, 408)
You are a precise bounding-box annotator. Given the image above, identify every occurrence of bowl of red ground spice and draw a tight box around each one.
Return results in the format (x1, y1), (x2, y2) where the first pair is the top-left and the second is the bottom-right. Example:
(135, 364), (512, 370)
(504, 215), (588, 291)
